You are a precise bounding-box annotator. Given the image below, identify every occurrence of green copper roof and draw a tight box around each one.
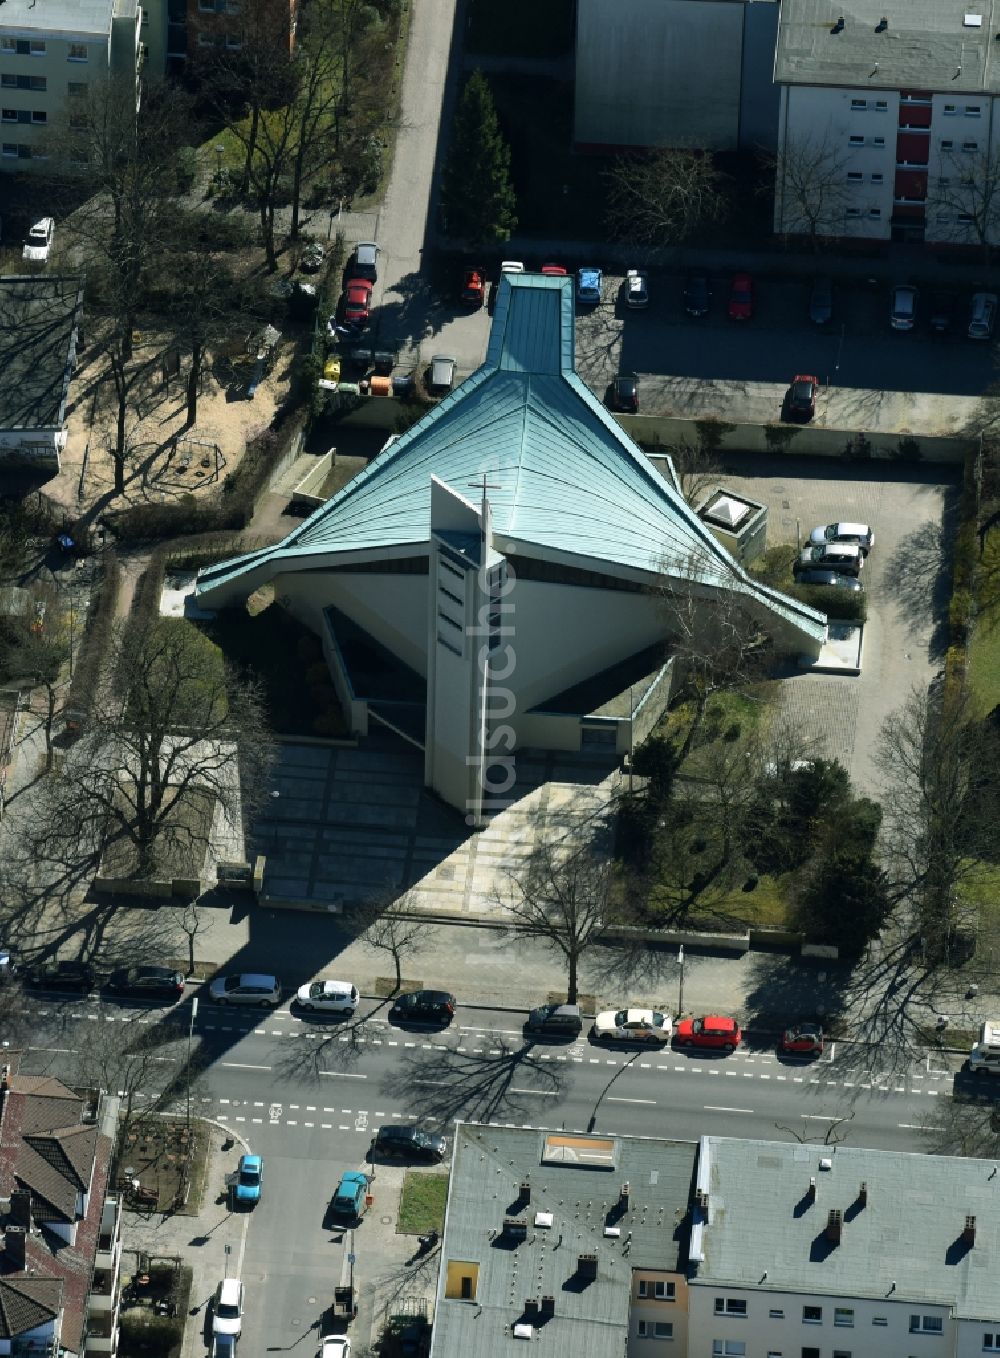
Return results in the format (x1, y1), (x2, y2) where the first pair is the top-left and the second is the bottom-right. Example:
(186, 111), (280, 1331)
(196, 275), (825, 645)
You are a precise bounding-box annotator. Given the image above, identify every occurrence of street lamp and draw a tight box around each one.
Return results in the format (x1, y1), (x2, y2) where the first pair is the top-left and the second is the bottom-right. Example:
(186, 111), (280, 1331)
(677, 945), (685, 1017)
(214, 143), (224, 183)
(186, 996), (199, 1130)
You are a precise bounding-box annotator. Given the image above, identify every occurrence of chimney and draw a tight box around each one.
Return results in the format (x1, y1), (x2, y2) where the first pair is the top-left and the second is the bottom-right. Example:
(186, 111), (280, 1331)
(619, 1181), (631, 1209)
(523, 1300), (539, 1321)
(875, 14), (888, 30)
(577, 1252), (598, 1281)
(540, 1296), (555, 1319)
(9, 1190), (31, 1229)
(503, 1218), (528, 1243)
(695, 1189), (709, 1212)
(858, 1181), (868, 1208)
(5, 1226), (25, 1270)
(807, 1177), (817, 1203)
(825, 1209), (842, 1245)
(520, 1181), (531, 1203)
(963, 1215), (977, 1247)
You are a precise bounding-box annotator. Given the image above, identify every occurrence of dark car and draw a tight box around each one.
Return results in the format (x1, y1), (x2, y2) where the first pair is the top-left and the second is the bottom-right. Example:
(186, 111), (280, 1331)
(785, 374), (818, 422)
(609, 373), (638, 413)
(371, 1125), (447, 1163)
(389, 989), (456, 1024)
(928, 290), (955, 334)
(26, 960), (96, 992)
(794, 569), (864, 592)
(808, 277), (833, 325)
(683, 272), (711, 317)
(460, 268), (485, 308)
(107, 965), (185, 1000)
(524, 1003), (583, 1040)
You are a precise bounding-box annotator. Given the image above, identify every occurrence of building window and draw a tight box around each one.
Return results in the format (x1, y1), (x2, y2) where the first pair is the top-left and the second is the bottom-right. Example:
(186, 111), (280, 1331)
(834, 1310), (855, 1328)
(875, 99), (888, 109)
(1, 142), (17, 156)
(30, 109), (45, 123)
(68, 81), (87, 94)
(712, 1345), (746, 1358)
(943, 103), (957, 114)
(909, 1316), (943, 1335)
(802, 1349), (820, 1358)
(68, 43), (88, 61)
(197, 31), (215, 44)
(871, 172), (884, 183)
(849, 134), (864, 145)
(845, 207), (862, 217)
(28, 75), (45, 90)
(851, 98), (867, 109)
(769, 1311), (785, 1320)
(227, 0), (242, 11)
(225, 32), (242, 47)
(197, 0), (214, 8)
(833, 1352), (853, 1358)
(873, 1318), (888, 1327)
(29, 40), (45, 54)
(652, 1324), (672, 1340)
(873, 135), (885, 146)
(984, 1335), (1000, 1350)
(847, 170), (863, 182)
(966, 105), (982, 116)
(803, 1307), (823, 1325)
(959, 212), (974, 224)
(638, 1281), (675, 1300)
(868, 207), (881, 218)
(0, 109), (15, 122)
(715, 1300), (748, 1317)
(767, 1353), (783, 1358)
(941, 138), (954, 149)
(69, 112), (87, 129)
(963, 141), (979, 151)
(0, 37), (14, 52)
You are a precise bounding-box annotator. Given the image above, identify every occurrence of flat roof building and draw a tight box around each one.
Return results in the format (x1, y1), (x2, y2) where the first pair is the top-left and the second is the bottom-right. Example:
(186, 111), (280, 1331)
(0, 276), (83, 472)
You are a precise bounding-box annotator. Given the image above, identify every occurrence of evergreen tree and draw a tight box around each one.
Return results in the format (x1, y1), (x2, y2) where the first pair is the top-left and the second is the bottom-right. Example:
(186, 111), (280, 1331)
(441, 71), (517, 245)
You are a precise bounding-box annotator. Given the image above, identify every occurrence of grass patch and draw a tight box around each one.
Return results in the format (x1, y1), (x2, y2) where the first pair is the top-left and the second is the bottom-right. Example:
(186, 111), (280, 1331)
(466, 0), (575, 56)
(398, 1171), (448, 1235)
(660, 689), (765, 779)
(488, 75), (613, 239)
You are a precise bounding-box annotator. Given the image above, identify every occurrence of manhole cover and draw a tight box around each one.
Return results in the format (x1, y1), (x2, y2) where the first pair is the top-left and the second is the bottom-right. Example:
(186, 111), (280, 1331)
(381, 1215), (393, 1224)
(781, 500), (790, 510)
(290, 1318), (302, 1328)
(308, 1297), (317, 1305)
(772, 484), (785, 493)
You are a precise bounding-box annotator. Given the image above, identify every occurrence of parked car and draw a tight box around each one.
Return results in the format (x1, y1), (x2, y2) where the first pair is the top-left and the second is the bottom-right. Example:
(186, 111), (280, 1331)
(674, 1014), (742, 1051)
(890, 284), (918, 330)
(785, 374), (818, 422)
(808, 277), (833, 325)
(22, 217), (54, 264)
(213, 1279), (244, 1338)
(342, 278), (373, 325)
(320, 1338), (350, 1358)
(794, 569), (864, 592)
(294, 980), (359, 1014)
(211, 1334), (237, 1358)
(300, 242), (325, 273)
(351, 242), (379, 281)
(795, 543), (864, 577)
(501, 260), (525, 274)
(625, 268), (649, 308)
(609, 373), (638, 413)
(683, 272), (711, 317)
(371, 1126), (447, 1163)
(25, 960), (96, 991)
(928, 290), (955, 334)
(460, 268), (485, 308)
(524, 1003), (583, 1040)
(779, 1023), (824, 1057)
(429, 354), (456, 393)
(968, 291), (998, 340)
(107, 965), (185, 1001)
(576, 266), (603, 305)
(808, 521), (874, 554)
(541, 263), (567, 276)
(727, 272), (754, 320)
(592, 1008), (673, 1045)
(233, 1154), (263, 1207)
(209, 973), (281, 1008)
(389, 989), (456, 1024)
(330, 1171), (371, 1223)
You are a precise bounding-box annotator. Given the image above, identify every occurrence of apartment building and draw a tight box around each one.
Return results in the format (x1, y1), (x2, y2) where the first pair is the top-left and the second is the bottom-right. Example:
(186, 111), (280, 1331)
(0, 1062), (123, 1358)
(690, 1135), (1000, 1358)
(0, 0), (146, 170)
(0, 276), (83, 473)
(184, 0), (298, 66)
(773, 0), (1000, 245)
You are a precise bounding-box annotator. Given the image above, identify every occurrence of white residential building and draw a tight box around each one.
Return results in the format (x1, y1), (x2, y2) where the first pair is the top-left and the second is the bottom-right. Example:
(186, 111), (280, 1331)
(773, 0), (1000, 246)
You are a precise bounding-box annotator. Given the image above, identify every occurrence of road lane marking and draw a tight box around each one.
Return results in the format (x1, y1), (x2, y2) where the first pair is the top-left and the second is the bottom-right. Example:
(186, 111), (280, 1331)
(705, 1105), (753, 1114)
(412, 1079), (450, 1086)
(222, 1062), (272, 1071)
(607, 1097), (656, 1105)
(801, 1114), (839, 1121)
(510, 1088), (558, 1096)
(319, 1071), (367, 1079)
(899, 1122), (941, 1130)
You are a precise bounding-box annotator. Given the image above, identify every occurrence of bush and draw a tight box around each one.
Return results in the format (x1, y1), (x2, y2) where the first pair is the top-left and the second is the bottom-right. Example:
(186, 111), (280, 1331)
(615, 791), (659, 868)
(119, 1311), (183, 1358)
(630, 735), (679, 801)
(787, 582), (867, 623)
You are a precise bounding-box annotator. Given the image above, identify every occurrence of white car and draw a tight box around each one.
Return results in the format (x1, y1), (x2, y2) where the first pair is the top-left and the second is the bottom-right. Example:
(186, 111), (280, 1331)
(500, 260), (525, 274)
(295, 980), (358, 1013)
(808, 521), (874, 554)
(626, 269), (648, 308)
(22, 217), (54, 263)
(319, 1339), (351, 1358)
(592, 1008), (673, 1044)
(209, 973), (281, 1007)
(213, 1279), (244, 1338)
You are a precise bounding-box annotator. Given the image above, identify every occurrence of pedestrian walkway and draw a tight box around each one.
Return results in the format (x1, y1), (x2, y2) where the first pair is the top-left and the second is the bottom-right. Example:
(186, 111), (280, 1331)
(122, 1121), (250, 1358)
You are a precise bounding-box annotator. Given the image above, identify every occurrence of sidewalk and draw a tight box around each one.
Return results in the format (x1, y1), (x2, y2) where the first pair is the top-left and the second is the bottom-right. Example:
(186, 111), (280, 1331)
(122, 1121), (250, 1358)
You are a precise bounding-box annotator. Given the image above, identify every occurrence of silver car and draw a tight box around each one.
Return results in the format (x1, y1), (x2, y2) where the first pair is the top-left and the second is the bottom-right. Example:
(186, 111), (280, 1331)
(890, 284), (918, 331)
(209, 973), (281, 1007)
(808, 521), (874, 555)
(795, 543), (864, 577)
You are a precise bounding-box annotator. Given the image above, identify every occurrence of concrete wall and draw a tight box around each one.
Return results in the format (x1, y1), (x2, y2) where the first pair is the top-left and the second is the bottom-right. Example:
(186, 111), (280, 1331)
(574, 0), (745, 151)
(276, 568), (429, 677)
(321, 609), (367, 735)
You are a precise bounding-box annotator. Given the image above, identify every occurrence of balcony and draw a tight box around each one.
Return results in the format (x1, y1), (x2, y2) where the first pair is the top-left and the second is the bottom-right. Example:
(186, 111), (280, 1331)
(96, 1199), (122, 1273)
(11, 1340), (57, 1358)
(85, 1314), (118, 1357)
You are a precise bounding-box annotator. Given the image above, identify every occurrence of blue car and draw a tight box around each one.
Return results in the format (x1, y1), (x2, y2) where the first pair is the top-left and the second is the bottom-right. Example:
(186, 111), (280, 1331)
(576, 267), (602, 306)
(234, 1154), (263, 1207)
(331, 1170), (371, 1223)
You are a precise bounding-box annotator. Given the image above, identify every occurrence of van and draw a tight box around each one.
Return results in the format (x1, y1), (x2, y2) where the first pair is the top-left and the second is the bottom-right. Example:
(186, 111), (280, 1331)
(969, 1020), (1000, 1073)
(968, 291), (997, 340)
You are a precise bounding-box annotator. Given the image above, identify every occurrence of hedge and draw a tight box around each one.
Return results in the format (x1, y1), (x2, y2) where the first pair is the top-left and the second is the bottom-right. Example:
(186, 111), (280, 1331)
(64, 553), (122, 728)
(786, 581), (867, 624)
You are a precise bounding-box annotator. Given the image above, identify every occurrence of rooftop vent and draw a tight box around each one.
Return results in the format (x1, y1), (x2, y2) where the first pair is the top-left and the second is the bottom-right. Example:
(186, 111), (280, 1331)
(702, 493), (751, 529)
(819, 1158), (833, 1171)
(963, 1215), (977, 1246)
(513, 1324), (533, 1340)
(825, 1209), (843, 1245)
(695, 1189), (709, 1212)
(577, 1252), (598, 1281)
(524, 1300), (540, 1320)
(534, 1212), (553, 1229)
(604, 1226), (621, 1238)
(541, 1297), (555, 1318)
(504, 1218), (528, 1242)
(875, 14), (888, 30)
(520, 1181), (531, 1203)
(965, 11), (984, 25)
(831, 14), (845, 32)
(858, 1181), (868, 1208)
(619, 1181), (630, 1207)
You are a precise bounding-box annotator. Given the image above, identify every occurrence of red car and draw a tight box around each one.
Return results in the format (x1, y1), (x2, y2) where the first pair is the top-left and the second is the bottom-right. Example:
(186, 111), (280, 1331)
(541, 263), (567, 276)
(460, 268), (485, 308)
(342, 277), (373, 325)
(675, 1015), (742, 1052)
(779, 1023), (824, 1057)
(728, 272), (754, 321)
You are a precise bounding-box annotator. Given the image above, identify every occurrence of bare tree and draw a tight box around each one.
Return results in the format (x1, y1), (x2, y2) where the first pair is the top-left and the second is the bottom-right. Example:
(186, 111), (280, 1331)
(286, 5), (343, 237)
(497, 838), (617, 1004)
(77, 1019), (172, 1174)
(775, 1111), (855, 1146)
(354, 891), (431, 994)
(766, 132), (855, 250)
(0, 584), (71, 756)
(664, 439), (721, 509)
(926, 147), (1000, 268)
(921, 1097), (1000, 1158)
(605, 148), (728, 247)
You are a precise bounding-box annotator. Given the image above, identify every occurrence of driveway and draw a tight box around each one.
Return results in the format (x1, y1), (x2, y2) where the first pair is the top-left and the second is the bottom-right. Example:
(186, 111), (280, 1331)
(712, 455), (959, 793)
(575, 271), (996, 399)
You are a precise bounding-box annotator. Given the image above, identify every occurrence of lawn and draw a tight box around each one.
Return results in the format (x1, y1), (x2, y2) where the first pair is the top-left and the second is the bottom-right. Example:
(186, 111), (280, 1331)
(466, 0), (575, 57)
(398, 1171), (449, 1235)
(969, 531), (1000, 712)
